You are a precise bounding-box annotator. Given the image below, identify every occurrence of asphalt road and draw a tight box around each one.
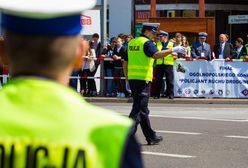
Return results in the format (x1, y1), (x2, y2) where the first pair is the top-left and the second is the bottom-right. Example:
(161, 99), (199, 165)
(93, 103), (248, 168)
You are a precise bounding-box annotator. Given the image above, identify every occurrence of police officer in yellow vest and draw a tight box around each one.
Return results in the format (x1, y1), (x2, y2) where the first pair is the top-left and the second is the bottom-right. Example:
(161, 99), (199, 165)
(245, 35), (248, 58)
(0, 1), (143, 167)
(154, 31), (175, 99)
(123, 23), (186, 145)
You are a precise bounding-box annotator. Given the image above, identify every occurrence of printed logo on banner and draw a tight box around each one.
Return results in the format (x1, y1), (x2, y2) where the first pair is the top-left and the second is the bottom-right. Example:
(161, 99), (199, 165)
(218, 90), (224, 96)
(194, 89), (199, 95)
(241, 89), (248, 96)
(177, 64), (186, 73)
(184, 89), (191, 95)
(201, 90), (206, 95)
(209, 90), (215, 95)
(226, 90), (231, 96)
(177, 88), (183, 95)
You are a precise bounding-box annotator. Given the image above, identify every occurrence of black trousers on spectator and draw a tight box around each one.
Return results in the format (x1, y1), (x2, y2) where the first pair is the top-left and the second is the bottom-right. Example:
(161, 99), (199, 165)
(154, 64), (174, 98)
(114, 68), (125, 93)
(79, 69), (96, 93)
(69, 70), (79, 91)
(129, 80), (156, 140)
(87, 60), (98, 92)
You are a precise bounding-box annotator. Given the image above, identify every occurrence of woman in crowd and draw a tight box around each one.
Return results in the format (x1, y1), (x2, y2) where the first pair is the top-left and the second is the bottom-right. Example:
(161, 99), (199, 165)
(182, 35), (191, 58)
(80, 41), (96, 96)
(173, 33), (184, 58)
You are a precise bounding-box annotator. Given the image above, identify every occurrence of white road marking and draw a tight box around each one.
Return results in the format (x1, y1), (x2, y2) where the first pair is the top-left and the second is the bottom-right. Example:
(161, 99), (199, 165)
(150, 115), (248, 122)
(225, 135), (248, 139)
(156, 130), (202, 135)
(142, 151), (196, 158)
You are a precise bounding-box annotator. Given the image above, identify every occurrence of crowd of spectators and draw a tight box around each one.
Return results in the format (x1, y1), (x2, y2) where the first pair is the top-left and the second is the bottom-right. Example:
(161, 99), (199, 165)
(1, 32), (248, 97)
(68, 33), (133, 97)
(100, 34), (133, 97)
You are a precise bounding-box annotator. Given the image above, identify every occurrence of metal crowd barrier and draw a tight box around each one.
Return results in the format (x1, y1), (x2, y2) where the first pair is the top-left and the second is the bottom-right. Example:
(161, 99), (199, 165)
(0, 58), (247, 88)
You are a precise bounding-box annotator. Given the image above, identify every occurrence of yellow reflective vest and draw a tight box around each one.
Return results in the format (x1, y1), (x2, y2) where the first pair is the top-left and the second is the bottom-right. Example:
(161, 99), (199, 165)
(127, 36), (155, 81)
(156, 41), (174, 65)
(0, 78), (132, 168)
(239, 44), (248, 60)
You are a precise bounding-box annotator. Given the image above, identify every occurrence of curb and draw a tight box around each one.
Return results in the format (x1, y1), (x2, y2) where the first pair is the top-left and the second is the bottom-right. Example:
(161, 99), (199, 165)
(84, 97), (248, 105)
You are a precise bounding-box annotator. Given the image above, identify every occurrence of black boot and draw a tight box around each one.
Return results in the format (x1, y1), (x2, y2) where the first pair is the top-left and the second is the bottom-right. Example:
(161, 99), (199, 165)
(146, 135), (163, 145)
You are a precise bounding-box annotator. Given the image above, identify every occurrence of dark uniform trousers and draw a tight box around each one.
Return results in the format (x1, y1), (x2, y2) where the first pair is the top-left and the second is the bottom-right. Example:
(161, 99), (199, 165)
(154, 64), (174, 98)
(129, 80), (156, 140)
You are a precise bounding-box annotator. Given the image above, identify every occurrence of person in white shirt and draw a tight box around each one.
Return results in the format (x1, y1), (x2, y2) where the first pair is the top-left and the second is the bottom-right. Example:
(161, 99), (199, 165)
(213, 34), (234, 60)
(79, 40), (96, 96)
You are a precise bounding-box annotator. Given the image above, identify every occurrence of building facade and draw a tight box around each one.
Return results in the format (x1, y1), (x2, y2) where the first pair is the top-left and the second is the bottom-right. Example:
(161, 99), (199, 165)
(135, 0), (248, 43)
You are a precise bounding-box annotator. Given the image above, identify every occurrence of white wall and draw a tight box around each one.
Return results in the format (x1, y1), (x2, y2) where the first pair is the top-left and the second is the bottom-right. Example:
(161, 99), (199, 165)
(96, 0), (132, 37)
(108, 0), (132, 37)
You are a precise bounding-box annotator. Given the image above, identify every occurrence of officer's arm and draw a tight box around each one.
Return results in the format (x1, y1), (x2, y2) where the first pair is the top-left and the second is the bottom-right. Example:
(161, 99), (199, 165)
(144, 41), (185, 59)
(153, 46), (186, 59)
(153, 48), (173, 59)
(144, 41), (173, 59)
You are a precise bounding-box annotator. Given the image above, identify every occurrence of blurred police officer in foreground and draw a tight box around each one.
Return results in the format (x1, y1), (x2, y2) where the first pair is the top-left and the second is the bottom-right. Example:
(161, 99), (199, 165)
(123, 23), (186, 145)
(0, 0), (143, 167)
(191, 32), (211, 60)
(154, 31), (175, 99)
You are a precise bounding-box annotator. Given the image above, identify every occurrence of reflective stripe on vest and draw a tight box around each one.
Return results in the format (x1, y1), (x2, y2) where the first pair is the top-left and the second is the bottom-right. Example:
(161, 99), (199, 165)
(156, 41), (174, 65)
(128, 36), (155, 81)
(0, 79), (132, 168)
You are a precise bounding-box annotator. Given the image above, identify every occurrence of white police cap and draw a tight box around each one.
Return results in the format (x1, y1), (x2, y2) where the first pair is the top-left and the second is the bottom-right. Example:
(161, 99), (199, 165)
(0, 0), (97, 18)
(159, 30), (168, 37)
(198, 32), (208, 38)
(0, 0), (97, 36)
(142, 23), (160, 32)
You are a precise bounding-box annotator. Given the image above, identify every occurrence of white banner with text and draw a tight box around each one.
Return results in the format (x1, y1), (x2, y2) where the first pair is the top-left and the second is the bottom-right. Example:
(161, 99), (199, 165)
(174, 60), (248, 98)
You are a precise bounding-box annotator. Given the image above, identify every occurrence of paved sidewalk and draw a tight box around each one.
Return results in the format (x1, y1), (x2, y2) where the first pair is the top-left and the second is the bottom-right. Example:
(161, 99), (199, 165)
(84, 97), (248, 104)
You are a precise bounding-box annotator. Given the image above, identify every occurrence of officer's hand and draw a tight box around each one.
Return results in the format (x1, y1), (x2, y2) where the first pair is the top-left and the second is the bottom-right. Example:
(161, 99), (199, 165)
(172, 46), (186, 54)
